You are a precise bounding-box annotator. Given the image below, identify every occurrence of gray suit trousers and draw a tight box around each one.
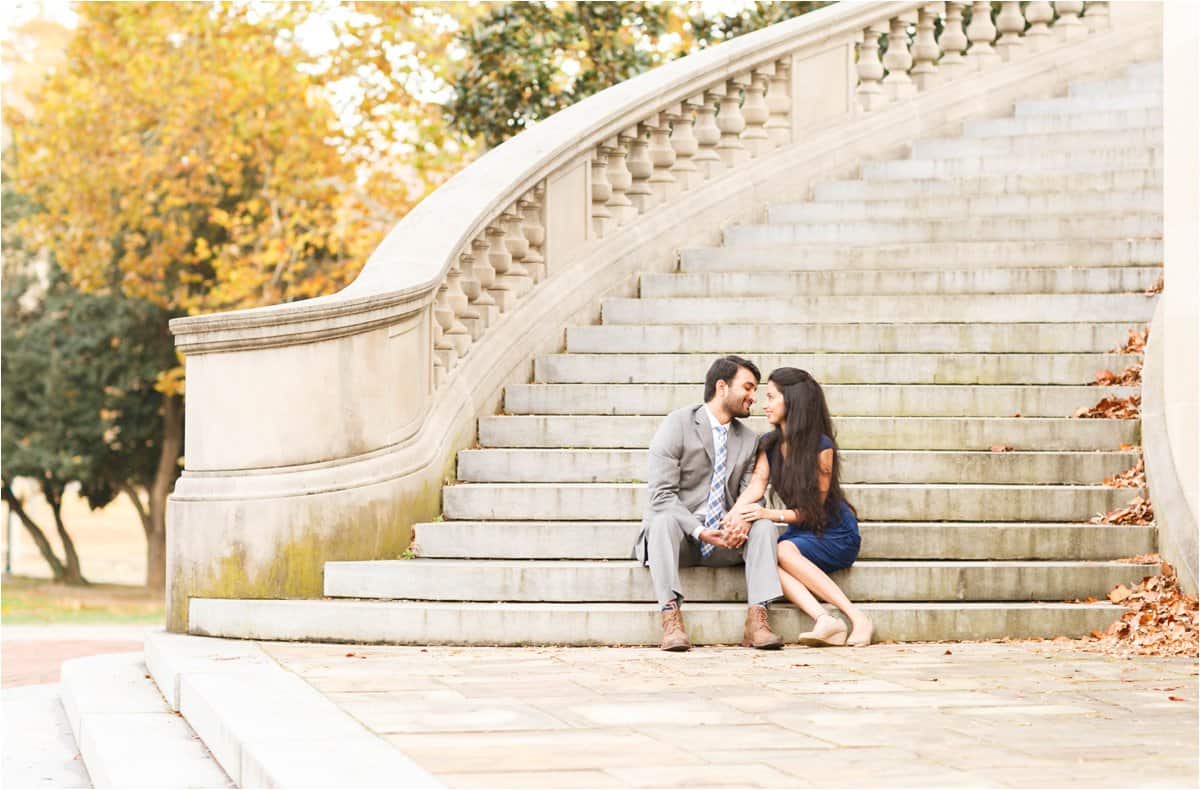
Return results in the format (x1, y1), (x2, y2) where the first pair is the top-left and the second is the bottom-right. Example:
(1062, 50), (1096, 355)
(645, 511), (784, 608)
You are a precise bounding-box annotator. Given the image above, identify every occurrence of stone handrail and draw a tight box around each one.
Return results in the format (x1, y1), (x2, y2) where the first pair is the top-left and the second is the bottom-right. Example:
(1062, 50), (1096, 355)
(167, 0), (1149, 630)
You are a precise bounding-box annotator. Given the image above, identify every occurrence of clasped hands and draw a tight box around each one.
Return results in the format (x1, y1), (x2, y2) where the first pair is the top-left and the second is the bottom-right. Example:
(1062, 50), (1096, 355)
(701, 504), (772, 550)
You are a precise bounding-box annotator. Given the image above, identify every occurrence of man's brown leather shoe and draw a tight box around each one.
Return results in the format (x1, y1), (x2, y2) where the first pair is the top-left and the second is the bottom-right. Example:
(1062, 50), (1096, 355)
(741, 604), (784, 649)
(660, 606), (691, 652)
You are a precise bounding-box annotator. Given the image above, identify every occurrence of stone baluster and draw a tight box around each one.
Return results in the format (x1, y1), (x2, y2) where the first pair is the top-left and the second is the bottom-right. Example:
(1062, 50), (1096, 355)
(486, 222), (516, 312)
(716, 76), (748, 168)
(765, 56), (792, 148)
(590, 147), (612, 238)
(455, 248), (484, 340)
(432, 350), (446, 389)
(432, 279), (457, 376)
(604, 135), (635, 227)
(501, 204), (533, 297)
(519, 187), (546, 284)
(882, 12), (918, 101)
(647, 111), (678, 205)
(856, 21), (888, 111)
(668, 103), (701, 192)
(692, 88), (724, 180)
(740, 67), (771, 157)
(1084, 1), (1111, 32)
(467, 236), (499, 332)
(442, 257), (473, 356)
(965, 1), (998, 71)
(1024, 2), (1054, 50)
(1054, 1), (1087, 40)
(910, 4), (942, 91)
(995, 2), (1027, 61)
(938, 2), (969, 82)
(625, 123), (654, 213)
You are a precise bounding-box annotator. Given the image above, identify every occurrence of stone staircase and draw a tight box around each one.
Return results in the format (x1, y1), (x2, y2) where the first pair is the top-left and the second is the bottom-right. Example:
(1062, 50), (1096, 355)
(189, 62), (1164, 646)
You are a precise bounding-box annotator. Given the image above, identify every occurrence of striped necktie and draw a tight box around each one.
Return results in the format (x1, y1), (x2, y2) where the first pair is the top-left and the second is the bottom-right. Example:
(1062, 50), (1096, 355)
(700, 423), (729, 559)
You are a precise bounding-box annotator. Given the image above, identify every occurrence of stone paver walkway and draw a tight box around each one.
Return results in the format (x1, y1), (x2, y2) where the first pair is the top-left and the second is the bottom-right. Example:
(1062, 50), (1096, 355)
(262, 640), (1199, 789)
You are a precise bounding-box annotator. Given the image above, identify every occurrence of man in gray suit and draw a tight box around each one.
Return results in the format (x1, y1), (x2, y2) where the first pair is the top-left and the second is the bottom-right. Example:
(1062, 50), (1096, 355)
(634, 356), (784, 651)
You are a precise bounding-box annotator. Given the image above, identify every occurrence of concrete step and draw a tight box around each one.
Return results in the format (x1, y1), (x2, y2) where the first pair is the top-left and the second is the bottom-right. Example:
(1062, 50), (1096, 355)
(678, 240), (1162, 272)
(1014, 92), (1161, 117)
(60, 652), (232, 788)
(457, 448), (1139, 484)
(322, 558), (1160, 603)
(1068, 76), (1161, 98)
(639, 267), (1160, 299)
(964, 109), (1160, 137)
(726, 215), (1161, 245)
(768, 191), (1161, 222)
(413, 520), (1156, 561)
(910, 129), (1162, 160)
(478, 415), (1138, 450)
(440, 482), (1138, 522)
(599, 295), (1155, 325)
(535, 351), (1143, 385)
(565, 323), (1145, 354)
(1124, 62), (1163, 80)
(187, 598), (1133, 645)
(504, 384), (1138, 418)
(861, 150), (1162, 181)
(144, 632), (439, 788)
(813, 170), (1162, 200)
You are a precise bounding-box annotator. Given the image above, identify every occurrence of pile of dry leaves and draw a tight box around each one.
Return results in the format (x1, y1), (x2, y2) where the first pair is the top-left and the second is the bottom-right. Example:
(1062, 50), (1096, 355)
(1146, 275), (1164, 295)
(1094, 362), (1143, 387)
(1104, 457), (1146, 488)
(1088, 560), (1199, 657)
(1113, 327), (1149, 354)
(1091, 495), (1154, 525)
(1074, 394), (1141, 419)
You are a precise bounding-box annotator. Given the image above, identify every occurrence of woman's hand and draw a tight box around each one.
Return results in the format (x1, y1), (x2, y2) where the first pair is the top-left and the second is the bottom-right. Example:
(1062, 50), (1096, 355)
(737, 504), (771, 523)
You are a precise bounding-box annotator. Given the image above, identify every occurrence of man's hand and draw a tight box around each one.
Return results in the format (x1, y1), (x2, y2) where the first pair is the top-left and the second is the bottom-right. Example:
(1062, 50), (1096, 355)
(722, 513), (752, 548)
(699, 528), (733, 550)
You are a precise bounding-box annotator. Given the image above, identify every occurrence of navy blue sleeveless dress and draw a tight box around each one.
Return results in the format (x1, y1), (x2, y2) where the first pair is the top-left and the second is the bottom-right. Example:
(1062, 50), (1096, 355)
(768, 434), (861, 574)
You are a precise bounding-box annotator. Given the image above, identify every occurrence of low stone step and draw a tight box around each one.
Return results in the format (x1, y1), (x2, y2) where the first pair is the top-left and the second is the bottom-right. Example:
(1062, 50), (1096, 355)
(413, 520), (1155, 561)
(679, 240), (1161, 271)
(322, 558), (1159, 603)
(813, 170), (1161, 201)
(769, 191), (1161, 222)
(600, 295), (1155, 325)
(478, 415), (1138, 450)
(535, 351), (1142, 385)
(441, 483), (1137, 522)
(457, 448), (1139, 484)
(726, 215), (1161, 246)
(910, 128), (1162, 160)
(1070, 76), (1160, 98)
(861, 150), (1162, 181)
(504, 384), (1138, 418)
(565, 323), (1143, 354)
(1014, 92), (1161, 117)
(1125, 61), (1163, 80)
(639, 267), (1160, 299)
(964, 108), (1160, 137)
(60, 652), (232, 788)
(187, 598), (1133, 645)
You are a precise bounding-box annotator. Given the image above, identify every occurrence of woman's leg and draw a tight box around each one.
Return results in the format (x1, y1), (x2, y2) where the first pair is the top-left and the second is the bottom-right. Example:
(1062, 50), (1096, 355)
(777, 563), (826, 621)
(777, 541), (871, 629)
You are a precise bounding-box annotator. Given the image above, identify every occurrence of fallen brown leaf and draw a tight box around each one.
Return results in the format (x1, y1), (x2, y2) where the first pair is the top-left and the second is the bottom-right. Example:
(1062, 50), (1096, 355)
(1146, 275), (1164, 295)
(990, 445), (1014, 453)
(1075, 395), (1141, 419)
(1093, 362), (1142, 387)
(1113, 327), (1149, 354)
(1168, 695), (1186, 702)
(1091, 495), (1155, 525)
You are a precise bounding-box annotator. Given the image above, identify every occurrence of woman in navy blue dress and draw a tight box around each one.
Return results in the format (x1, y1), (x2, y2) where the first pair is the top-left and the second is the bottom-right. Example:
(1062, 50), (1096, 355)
(727, 367), (873, 647)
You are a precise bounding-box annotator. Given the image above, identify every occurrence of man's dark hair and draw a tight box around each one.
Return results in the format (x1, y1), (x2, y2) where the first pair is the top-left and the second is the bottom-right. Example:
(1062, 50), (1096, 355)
(704, 355), (761, 401)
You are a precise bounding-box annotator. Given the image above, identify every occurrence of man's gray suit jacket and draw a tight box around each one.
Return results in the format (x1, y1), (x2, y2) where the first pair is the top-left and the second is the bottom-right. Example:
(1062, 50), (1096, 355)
(633, 404), (760, 564)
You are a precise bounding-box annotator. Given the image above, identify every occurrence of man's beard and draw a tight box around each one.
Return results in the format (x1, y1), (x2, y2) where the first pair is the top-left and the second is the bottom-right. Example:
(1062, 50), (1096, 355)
(725, 392), (751, 419)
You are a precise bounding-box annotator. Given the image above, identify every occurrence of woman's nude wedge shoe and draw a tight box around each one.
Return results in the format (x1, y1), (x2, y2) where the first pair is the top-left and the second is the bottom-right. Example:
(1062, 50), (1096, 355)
(796, 614), (848, 647)
(847, 619), (874, 648)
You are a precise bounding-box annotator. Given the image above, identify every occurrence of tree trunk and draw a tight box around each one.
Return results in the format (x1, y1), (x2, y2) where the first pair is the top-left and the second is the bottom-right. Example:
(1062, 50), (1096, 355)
(145, 394), (183, 591)
(1, 478), (67, 581)
(42, 482), (87, 585)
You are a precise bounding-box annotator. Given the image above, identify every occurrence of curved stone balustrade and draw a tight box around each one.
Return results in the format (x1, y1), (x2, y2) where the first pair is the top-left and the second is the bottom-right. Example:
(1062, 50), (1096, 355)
(167, 0), (1158, 629)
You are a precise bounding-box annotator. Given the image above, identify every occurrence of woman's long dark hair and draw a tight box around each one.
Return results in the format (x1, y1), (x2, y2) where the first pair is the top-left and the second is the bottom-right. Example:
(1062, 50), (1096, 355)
(758, 368), (855, 532)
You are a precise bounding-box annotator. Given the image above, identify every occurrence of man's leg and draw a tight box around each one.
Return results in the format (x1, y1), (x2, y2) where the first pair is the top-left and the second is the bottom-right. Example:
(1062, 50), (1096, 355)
(646, 512), (694, 609)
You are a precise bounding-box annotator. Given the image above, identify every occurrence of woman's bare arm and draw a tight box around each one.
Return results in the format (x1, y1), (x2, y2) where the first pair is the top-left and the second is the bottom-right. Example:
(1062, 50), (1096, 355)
(817, 447), (834, 507)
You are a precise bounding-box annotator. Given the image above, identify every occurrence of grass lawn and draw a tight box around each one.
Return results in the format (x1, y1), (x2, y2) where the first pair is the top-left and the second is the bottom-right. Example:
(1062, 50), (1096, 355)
(1, 575), (164, 624)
